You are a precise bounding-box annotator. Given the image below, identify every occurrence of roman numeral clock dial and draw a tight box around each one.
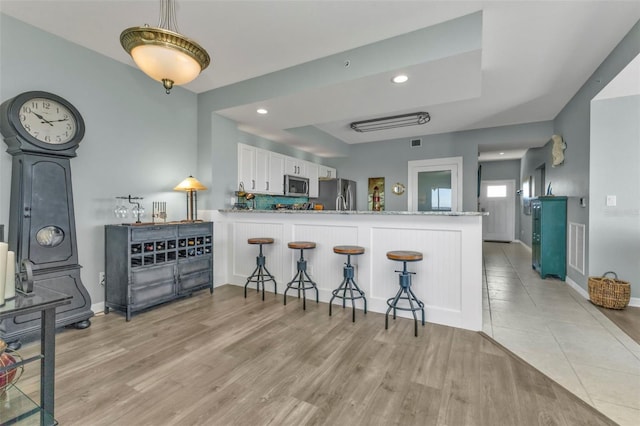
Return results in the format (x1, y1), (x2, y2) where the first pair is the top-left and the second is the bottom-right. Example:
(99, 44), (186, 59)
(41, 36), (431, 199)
(0, 91), (93, 347)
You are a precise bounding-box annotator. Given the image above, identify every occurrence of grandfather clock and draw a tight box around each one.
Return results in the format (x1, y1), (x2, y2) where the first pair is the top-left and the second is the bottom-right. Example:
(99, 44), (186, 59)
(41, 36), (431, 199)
(0, 91), (93, 346)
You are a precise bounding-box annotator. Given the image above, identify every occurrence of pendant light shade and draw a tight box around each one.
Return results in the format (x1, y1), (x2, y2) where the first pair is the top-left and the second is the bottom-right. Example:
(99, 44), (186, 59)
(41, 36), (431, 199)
(120, 0), (210, 94)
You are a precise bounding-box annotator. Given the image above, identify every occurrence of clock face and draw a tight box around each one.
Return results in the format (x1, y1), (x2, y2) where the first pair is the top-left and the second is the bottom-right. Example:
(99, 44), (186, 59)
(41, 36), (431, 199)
(18, 97), (78, 144)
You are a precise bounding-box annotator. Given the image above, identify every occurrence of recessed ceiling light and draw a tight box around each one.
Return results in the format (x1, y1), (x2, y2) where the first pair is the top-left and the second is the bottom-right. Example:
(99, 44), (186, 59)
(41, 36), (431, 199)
(392, 74), (408, 84)
(257, 108), (268, 114)
(499, 152), (505, 155)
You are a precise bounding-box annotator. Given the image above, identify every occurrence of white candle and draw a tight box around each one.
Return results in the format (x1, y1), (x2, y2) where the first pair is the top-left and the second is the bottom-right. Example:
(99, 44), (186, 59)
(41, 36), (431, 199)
(0, 242), (7, 304)
(5, 251), (16, 299)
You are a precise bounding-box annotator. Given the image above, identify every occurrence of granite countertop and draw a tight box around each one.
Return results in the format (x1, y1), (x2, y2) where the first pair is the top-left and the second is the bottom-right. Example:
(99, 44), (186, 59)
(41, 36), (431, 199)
(218, 209), (486, 216)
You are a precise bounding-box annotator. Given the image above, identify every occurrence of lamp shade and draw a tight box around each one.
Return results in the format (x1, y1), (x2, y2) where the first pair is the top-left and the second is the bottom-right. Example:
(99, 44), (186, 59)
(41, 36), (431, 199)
(174, 176), (207, 191)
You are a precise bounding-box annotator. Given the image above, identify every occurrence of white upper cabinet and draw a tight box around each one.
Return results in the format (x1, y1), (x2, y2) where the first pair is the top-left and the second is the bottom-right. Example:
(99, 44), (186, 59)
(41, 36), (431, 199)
(254, 148), (270, 193)
(268, 152), (285, 195)
(306, 162), (319, 198)
(318, 165), (337, 180)
(238, 143), (257, 191)
(238, 143), (288, 195)
(285, 157), (307, 177)
(238, 143), (330, 196)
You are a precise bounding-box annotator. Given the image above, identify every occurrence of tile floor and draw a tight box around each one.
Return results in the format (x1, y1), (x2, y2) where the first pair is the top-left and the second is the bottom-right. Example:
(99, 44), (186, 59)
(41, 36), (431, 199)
(482, 242), (640, 426)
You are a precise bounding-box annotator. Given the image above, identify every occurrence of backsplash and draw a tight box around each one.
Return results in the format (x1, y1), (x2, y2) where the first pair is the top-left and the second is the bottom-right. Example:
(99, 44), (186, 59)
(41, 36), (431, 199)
(244, 194), (309, 210)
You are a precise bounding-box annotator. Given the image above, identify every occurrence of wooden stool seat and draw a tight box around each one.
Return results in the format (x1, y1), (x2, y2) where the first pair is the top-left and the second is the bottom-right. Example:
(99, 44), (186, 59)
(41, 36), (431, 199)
(248, 237), (274, 245)
(288, 241), (316, 250)
(387, 250), (423, 262)
(333, 245), (365, 255)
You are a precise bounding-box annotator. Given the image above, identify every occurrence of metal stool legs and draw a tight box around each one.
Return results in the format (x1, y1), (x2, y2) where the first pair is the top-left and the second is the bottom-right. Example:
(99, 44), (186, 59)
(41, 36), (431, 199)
(329, 254), (367, 322)
(385, 260), (425, 337)
(284, 248), (318, 310)
(244, 244), (277, 300)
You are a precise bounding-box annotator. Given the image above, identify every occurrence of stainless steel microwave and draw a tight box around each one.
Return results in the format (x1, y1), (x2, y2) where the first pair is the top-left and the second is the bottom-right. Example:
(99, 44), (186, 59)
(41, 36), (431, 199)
(284, 175), (309, 196)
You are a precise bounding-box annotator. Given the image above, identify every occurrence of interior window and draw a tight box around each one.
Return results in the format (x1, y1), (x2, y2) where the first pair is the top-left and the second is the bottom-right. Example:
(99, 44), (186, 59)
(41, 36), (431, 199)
(431, 188), (452, 211)
(487, 185), (507, 198)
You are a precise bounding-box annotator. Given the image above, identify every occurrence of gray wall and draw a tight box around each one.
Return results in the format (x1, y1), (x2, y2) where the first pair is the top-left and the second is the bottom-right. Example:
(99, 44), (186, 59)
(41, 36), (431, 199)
(590, 95), (639, 297)
(0, 14), (199, 306)
(520, 19), (640, 290)
(480, 160), (521, 241)
(330, 121), (552, 212)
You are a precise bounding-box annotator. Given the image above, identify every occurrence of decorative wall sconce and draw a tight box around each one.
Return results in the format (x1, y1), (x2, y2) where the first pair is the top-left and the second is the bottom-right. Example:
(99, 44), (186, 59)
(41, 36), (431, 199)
(392, 182), (406, 195)
(174, 176), (207, 221)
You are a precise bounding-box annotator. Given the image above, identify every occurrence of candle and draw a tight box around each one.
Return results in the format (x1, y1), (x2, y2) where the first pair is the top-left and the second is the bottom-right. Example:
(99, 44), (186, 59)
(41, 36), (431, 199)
(5, 251), (16, 299)
(0, 242), (7, 304)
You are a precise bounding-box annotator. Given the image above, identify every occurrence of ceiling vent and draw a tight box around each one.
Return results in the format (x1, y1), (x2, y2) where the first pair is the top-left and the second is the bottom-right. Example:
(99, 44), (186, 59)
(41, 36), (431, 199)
(410, 138), (422, 147)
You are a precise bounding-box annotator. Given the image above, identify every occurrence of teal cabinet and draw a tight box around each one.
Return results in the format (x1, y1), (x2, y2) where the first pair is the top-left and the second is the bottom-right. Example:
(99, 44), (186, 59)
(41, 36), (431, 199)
(531, 197), (567, 280)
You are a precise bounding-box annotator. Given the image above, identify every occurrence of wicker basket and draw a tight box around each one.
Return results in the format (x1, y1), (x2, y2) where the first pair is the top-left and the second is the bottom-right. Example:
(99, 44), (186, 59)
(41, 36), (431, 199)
(588, 271), (631, 310)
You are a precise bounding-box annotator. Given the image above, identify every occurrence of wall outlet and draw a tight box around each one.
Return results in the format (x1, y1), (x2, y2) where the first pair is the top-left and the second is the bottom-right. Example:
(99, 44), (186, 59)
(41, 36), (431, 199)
(606, 195), (616, 207)
(99, 272), (105, 286)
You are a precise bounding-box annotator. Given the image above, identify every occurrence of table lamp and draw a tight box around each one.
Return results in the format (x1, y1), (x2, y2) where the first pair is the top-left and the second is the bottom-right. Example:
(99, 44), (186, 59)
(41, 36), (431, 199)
(174, 176), (207, 221)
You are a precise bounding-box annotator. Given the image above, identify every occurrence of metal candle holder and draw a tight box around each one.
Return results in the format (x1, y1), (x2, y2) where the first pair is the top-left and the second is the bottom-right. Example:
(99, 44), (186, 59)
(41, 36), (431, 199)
(152, 201), (167, 223)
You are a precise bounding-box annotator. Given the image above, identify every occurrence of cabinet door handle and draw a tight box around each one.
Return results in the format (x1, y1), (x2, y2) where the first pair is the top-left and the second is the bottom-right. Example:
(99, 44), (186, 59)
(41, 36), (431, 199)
(252, 179), (255, 189)
(266, 181), (269, 191)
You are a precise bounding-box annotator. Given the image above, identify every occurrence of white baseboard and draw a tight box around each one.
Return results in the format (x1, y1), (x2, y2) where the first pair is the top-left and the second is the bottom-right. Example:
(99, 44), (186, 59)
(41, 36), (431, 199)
(91, 301), (105, 314)
(517, 240), (531, 252)
(565, 276), (589, 299)
(565, 276), (640, 307)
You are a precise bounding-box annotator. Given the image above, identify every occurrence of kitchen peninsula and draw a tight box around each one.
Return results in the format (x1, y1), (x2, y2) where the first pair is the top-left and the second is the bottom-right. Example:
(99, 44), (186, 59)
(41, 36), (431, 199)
(209, 210), (484, 331)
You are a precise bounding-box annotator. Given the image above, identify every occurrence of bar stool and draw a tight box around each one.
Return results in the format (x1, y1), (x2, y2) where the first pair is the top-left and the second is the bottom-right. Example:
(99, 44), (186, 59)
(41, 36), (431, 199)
(244, 238), (277, 301)
(330, 245), (367, 322)
(385, 250), (425, 337)
(284, 241), (318, 310)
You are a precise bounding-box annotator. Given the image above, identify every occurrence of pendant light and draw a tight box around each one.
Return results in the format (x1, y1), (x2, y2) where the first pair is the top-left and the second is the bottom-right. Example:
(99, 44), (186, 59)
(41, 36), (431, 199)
(120, 0), (211, 94)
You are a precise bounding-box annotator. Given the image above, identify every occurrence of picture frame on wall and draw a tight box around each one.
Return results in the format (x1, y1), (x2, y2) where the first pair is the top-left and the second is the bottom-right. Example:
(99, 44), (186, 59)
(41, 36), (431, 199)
(368, 177), (385, 211)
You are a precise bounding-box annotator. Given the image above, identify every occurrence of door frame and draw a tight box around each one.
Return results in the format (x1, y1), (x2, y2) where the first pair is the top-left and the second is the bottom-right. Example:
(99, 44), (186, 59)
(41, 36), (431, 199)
(407, 156), (463, 212)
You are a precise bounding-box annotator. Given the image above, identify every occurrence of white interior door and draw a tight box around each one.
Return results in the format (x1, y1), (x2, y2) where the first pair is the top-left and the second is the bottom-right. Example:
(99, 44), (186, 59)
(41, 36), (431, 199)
(479, 179), (515, 242)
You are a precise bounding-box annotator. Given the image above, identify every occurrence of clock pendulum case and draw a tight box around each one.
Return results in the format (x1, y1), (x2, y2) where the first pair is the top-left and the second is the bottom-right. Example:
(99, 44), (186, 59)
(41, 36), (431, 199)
(0, 91), (93, 345)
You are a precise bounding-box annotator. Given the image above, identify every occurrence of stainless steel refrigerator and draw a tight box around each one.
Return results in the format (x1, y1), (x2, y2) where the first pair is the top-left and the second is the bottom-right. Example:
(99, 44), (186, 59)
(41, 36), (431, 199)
(314, 178), (357, 210)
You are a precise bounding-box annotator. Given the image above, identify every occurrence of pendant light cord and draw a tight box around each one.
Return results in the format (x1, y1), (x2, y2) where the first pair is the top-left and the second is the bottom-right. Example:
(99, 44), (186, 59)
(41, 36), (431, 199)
(158, 0), (180, 33)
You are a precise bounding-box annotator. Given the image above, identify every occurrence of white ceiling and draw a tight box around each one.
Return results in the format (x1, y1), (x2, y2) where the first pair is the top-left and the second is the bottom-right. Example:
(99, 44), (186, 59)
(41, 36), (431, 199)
(2, 1), (639, 159)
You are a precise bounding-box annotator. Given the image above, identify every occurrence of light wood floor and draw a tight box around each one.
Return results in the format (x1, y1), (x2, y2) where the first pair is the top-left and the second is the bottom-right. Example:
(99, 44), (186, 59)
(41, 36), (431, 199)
(17, 285), (616, 426)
